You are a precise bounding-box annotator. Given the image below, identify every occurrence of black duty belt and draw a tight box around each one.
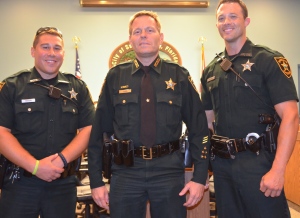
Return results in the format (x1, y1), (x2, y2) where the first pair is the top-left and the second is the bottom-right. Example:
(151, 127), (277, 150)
(211, 134), (263, 159)
(134, 140), (180, 159)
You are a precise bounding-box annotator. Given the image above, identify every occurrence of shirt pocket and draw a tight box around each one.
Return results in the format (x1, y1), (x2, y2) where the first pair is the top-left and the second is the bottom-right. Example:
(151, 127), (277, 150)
(156, 92), (182, 126)
(14, 102), (44, 132)
(61, 103), (79, 133)
(233, 75), (263, 109)
(113, 93), (138, 126)
(207, 78), (220, 111)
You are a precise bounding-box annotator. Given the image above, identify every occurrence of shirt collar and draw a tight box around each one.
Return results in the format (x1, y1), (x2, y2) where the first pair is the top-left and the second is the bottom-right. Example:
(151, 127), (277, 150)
(222, 38), (254, 60)
(132, 56), (162, 75)
(28, 67), (70, 85)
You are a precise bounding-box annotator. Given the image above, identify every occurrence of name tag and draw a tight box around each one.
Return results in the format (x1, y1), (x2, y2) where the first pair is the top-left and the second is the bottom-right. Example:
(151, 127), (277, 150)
(119, 89), (132, 94)
(21, 98), (35, 103)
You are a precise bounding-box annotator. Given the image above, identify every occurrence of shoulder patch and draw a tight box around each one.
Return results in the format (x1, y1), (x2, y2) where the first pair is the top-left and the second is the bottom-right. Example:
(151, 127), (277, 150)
(188, 76), (199, 93)
(0, 82), (6, 92)
(274, 57), (292, 78)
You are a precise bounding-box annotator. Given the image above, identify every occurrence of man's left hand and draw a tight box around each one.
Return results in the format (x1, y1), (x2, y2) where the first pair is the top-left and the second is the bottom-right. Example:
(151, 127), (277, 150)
(179, 181), (207, 207)
(260, 168), (284, 197)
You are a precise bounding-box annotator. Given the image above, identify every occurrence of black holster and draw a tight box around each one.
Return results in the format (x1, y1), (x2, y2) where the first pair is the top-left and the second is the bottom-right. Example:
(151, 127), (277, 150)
(0, 154), (9, 189)
(112, 139), (134, 167)
(179, 131), (193, 168)
(102, 132), (113, 180)
(210, 135), (237, 159)
(261, 113), (281, 153)
(60, 157), (81, 179)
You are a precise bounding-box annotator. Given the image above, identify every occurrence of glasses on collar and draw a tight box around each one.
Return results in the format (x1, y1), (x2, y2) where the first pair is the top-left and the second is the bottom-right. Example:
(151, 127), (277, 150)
(35, 27), (63, 38)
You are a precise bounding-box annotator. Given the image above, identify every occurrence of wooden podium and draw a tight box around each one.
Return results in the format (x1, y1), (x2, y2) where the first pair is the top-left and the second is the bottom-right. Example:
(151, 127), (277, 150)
(146, 169), (210, 218)
(284, 125), (300, 206)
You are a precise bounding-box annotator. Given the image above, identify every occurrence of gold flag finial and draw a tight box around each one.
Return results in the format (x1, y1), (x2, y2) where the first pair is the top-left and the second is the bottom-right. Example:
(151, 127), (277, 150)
(72, 36), (81, 48)
(198, 36), (207, 45)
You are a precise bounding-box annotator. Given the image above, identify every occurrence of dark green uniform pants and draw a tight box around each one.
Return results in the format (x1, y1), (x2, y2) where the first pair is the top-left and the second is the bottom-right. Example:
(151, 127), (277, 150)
(109, 150), (186, 218)
(211, 149), (290, 218)
(0, 174), (77, 218)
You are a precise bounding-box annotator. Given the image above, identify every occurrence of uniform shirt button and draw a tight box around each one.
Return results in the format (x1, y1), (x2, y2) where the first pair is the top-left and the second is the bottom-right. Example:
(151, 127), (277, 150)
(169, 101), (172, 104)
(28, 108), (31, 112)
(122, 100), (126, 104)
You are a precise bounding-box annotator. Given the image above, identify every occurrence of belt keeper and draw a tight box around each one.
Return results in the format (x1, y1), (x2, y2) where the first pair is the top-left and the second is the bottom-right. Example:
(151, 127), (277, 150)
(157, 145), (162, 157)
(58, 152), (68, 168)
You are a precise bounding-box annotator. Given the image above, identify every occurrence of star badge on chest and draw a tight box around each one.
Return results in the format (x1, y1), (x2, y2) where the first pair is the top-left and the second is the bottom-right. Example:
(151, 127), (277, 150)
(68, 88), (78, 100)
(241, 59), (255, 72)
(165, 78), (177, 91)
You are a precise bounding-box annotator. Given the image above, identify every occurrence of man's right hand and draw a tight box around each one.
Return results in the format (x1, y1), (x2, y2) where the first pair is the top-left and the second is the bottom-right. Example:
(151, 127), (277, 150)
(35, 154), (64, 182)
(91, 186), (110, 210)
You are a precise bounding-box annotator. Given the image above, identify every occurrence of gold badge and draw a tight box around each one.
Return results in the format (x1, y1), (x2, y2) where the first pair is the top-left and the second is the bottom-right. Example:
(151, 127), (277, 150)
(165, 78), (177, 91)
(274, 57), (292, 78)
(0, 82), (5, 92)
(68, 88), (78, 100)
(241, 59), (255, 71)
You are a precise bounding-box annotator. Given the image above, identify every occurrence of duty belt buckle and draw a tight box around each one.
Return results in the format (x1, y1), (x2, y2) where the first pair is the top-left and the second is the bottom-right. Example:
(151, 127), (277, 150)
(141, 146), (152, 160)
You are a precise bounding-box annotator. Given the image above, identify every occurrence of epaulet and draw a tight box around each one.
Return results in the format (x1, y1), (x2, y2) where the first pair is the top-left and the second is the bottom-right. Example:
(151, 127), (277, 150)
(110, 60), (133, 70)
(207, 52), (223, 66)
(162, 58), (181, 66)
(61, 72), (84, 81)
(62, 72), (78, 77)
(162, 59), (188, 70)
(6, 69), (32, 79)
(215, 51), (223, 60)
(61, 72), (86, 85)
(253, 44), (277, 54)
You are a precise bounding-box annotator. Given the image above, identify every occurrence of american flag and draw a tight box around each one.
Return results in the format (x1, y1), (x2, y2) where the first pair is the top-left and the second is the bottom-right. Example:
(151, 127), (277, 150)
(75, 46), (82, 79)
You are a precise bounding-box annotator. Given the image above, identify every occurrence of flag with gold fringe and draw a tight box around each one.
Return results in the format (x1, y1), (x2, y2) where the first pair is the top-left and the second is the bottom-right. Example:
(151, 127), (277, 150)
(199, 37), (206, 93)
(201, 42), (206, 73)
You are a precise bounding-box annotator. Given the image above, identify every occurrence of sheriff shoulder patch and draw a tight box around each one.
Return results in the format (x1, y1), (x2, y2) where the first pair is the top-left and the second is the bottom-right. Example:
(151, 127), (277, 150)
(274, 57), (292, 78)
(0, 82), (5, 92)
(188, 76), (198, 93)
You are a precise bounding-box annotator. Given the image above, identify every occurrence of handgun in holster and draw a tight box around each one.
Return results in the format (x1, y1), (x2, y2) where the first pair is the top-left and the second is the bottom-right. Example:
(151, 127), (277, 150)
(179, 130), (193, 168)
(260, 113), (281, 153)
(60, 156), (82, 179)
(0, 154), (9, 189)
(102, 132), (113, 179)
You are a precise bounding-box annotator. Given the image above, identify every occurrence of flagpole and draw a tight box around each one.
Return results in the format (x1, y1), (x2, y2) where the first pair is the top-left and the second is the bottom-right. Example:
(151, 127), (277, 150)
(198, 36), (206, 92)
(72, 36), (82, 79)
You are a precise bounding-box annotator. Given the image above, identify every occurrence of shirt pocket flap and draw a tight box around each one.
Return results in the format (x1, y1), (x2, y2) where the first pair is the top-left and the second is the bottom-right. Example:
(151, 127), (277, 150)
(113, 93), (138, 106)
(156, 92), (182, 107)
(15, 102), (44, 114)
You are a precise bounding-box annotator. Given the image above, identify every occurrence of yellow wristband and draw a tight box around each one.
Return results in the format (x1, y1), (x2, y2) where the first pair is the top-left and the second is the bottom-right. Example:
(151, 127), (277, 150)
(32, 160), (39, 175)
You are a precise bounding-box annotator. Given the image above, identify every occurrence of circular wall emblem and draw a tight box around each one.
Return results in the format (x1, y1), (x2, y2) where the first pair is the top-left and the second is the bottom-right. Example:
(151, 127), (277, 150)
(108, 41), (182, 68)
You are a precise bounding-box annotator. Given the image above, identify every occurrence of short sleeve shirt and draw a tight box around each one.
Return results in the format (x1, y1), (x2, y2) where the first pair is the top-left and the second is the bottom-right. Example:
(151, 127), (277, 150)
(0, 67), (95, 159)
(201, 39), (298, 138)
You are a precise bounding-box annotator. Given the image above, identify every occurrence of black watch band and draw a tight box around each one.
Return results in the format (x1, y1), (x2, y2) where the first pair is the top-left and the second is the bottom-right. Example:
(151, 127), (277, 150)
(58, 152), (68, 168)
